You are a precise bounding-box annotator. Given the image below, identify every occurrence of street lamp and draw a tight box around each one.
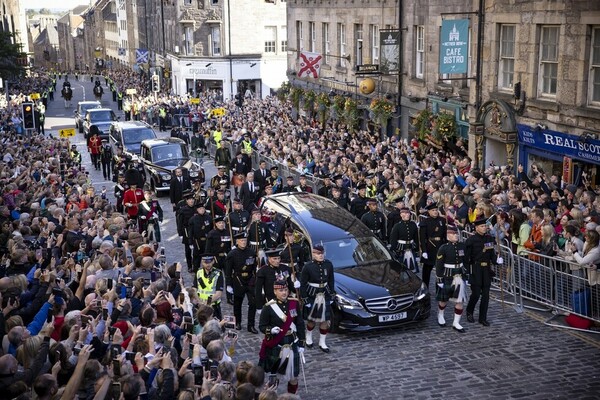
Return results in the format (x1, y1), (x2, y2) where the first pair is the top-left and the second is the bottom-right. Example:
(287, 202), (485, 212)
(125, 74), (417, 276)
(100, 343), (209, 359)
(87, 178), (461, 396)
(185, 62), (196, 97)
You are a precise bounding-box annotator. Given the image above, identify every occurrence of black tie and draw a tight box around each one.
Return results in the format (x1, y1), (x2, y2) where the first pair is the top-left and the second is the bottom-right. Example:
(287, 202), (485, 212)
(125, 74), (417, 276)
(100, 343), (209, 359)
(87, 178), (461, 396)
(250, 183), (254, 192)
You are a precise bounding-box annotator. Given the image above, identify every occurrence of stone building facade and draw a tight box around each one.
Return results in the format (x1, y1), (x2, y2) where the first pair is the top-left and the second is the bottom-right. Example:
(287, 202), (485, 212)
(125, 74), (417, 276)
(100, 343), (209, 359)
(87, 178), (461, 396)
(287, 0), (600, 183)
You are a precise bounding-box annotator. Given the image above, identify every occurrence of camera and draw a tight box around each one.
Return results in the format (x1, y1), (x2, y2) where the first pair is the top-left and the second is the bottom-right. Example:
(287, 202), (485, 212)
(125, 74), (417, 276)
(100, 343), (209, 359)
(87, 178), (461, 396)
(223, 315), (236, 330)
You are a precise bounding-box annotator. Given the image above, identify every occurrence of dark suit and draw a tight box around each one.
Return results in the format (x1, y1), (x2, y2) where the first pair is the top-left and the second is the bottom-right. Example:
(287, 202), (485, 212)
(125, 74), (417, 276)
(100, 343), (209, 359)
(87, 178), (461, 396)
(254, 168), (269, 189)
(169, 175), (192, 210)
(239, 181), (260, 211)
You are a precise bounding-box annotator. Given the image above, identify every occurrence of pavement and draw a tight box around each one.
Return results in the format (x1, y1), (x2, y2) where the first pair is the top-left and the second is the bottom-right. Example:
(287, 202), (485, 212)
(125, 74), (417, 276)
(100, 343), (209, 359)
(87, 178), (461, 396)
(42, 74), (600, 399)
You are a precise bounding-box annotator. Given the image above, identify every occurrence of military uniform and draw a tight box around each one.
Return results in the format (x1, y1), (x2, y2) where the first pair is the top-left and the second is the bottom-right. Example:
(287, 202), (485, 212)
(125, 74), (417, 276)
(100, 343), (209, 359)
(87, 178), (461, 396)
(176, 197), (197, 271)
(138, 198), (163, 242)
(258, 291), (305, 393)
(188, 208), (212, 272)
(225, 235), (258, 331)
(317, 182), (332, 198)
(465, 220), (499, 326)
(205, 221), (232, 269)
(255, 254), (295, 309)
(419, 206), (447, 288)
(361, 206), (386, 241)
(266, 167), (283, 194)
(247, 216), (271, 255)
(114, 177), (127, 213)
(279, 241), (309, 275)
(227, 206), (250, 236)
(330, 190), (349, 210)
(389, 210), (420, 272)
(350, 194), (368, 219)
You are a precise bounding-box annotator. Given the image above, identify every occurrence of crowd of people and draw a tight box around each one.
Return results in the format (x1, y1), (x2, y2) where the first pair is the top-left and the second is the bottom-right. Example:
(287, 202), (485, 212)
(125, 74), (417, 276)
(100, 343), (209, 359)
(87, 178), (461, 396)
(1, 66), (600, 399)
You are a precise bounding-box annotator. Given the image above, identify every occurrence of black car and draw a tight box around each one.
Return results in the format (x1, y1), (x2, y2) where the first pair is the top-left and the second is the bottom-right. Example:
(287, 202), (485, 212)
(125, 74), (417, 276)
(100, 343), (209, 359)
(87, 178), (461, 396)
(83, 108), (118, 140)
(139, 138), (205, 195)
(74, 101), (101, 133)
(260, 192), (431, 332)
(109, 121), (157, 160)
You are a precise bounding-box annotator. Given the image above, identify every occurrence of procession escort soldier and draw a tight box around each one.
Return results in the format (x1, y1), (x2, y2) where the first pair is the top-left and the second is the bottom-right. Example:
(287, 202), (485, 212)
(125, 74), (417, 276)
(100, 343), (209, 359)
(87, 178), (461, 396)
(258, 279), (306, 395)
(420, 203), (447, 289)
(114, 173), (127, 213)
(465, 218), (503, 326)
(332, 174), (350, 203)
(211, 166), (230, 189)
(317, 174), (333, 198)
(300, 244), (335, 353)
(205, 216), (232, 279)
(389, 207), (420, 272)
(330, 186), (349, 210)
(206, 189), (228, 220)
(247, 207), (271, 260)
(188, 202), (213, 274)
(435, 225), (468, 333)
(255, 248), (298, 310)
(279, 228), (309, 275)
(138, 187), (164, 243)
(225, 232), (259, 333)
(282, 176), (297, 194)
(176, 192), (197, 272)
(296, 174), (313, 193)
(350, 184), (368, 219)
(266, 166), (283, 194)
(122, 170), (144, 224)
(386, 198), (406, 240)
(130, 156), (146, 187)
(196, 254), (224, 320)
(227, 198), (250, 236)
(361, 198), (386, 241)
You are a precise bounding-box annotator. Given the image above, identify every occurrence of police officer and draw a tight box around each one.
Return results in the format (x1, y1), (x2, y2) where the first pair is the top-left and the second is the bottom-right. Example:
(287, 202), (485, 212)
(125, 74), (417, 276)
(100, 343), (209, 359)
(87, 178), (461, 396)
(300, 244), (335, 353)
(465, 218), (503, 326)
(361, 198), (386, 241)
(205, 216), (232, 277)
(389, 207), (420, 272)
(227, 198), (250, 236)
(420, 203), (447, 289)
(350, 184), (368, 219)
(188, 203), (212, 274)
(225, 232), (258, 333)
(197, 254), (224, 320)
(255, 248), (297, 310)
(435, 225), (468, 333)
(176, 192), (197, 272)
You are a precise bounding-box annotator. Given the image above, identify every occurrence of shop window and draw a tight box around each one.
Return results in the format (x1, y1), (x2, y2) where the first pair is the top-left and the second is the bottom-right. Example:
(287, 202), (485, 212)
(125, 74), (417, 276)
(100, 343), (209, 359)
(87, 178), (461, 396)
(498, 24), (515, 91)
(538, 26), (559, 96)
(589, 27), (600, 105)
(415, 25), (424, 79)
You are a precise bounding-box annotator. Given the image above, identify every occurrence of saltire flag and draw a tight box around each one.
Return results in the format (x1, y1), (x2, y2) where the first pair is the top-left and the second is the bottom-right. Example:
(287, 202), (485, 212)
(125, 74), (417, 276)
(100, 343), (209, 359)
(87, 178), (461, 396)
(136, 49), (149, 64)
(297, 51), (322, 78)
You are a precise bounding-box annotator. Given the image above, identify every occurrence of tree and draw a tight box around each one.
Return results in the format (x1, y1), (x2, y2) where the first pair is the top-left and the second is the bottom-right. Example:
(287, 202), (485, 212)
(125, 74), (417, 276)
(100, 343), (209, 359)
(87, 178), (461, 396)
(38, 8), (52, 14)
(0, 31), (27, 79)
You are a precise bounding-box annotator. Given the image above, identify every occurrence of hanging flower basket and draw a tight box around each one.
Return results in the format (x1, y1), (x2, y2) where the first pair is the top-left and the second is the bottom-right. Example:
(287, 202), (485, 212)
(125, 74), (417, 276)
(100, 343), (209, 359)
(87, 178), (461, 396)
(316, 92), (332, 126)
(369, 97), (395, 129)
(343, 98), (359, 132)
(332, 95), (346, 120)
(302, 89), (316, 114)
(290, 87), (303, 111)
(413, 109), (433, 140)
(434, 112), (457, 139)
(277, 81), (291, 103)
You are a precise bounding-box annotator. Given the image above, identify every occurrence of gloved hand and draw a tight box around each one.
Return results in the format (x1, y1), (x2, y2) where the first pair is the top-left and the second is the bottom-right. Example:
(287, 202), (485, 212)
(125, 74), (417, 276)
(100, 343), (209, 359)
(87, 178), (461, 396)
(497, 256), (504, 265)
(270, 327), (281, 335)
(293, 280), (301, 289)
(422, 252), (428, 260)
(226, 286), (233, 294)
(298, 347), (305, 354)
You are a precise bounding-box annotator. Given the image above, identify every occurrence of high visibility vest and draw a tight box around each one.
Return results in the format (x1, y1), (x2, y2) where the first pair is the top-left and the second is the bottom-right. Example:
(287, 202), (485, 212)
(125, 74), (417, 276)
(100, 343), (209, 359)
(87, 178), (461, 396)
(159, 108), (167, 118)
(213, 130), (222, 147)
(197, 269), (220, 303)
(242, 140), (252, 154)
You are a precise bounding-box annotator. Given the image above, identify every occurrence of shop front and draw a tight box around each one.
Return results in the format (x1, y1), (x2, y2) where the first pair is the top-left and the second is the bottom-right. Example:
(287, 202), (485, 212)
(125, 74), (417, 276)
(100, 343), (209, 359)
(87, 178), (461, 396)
(517, 124), (600, 186)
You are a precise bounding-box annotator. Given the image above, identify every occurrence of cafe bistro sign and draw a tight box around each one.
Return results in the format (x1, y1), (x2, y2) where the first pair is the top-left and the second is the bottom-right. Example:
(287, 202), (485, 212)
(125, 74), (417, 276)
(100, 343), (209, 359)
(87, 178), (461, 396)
(517, 124), (600, 164)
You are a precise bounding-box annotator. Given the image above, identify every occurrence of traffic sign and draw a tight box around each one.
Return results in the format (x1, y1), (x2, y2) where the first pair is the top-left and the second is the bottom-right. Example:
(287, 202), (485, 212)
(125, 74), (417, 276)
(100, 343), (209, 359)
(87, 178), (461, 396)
(59, 128), (76, 137)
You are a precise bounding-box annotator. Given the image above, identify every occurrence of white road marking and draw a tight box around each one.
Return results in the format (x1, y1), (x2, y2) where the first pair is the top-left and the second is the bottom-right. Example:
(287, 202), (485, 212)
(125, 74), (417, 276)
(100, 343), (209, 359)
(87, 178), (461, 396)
(167, 234), (180, 241)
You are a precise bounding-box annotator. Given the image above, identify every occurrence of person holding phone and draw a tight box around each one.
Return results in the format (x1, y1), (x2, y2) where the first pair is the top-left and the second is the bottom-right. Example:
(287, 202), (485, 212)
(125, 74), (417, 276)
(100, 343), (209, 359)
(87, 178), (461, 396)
(258, 279), (305, 395)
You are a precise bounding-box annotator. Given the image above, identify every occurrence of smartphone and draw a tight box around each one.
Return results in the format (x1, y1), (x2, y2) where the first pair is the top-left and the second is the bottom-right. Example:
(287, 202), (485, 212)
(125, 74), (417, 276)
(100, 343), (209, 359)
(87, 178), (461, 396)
(102, 308), (109, 320)
(52, 287), (63, 297)
(179, 293), (185, 303)
(41, 248), (48, 259)
(35, 248), (42, 259)
(107, 279), (113, 290)
(188, 343), (194, 359)
(192, 366), (203, 386)
(227, 330), (237, 339)
(140, 327), (147, 335)
(108, 327), (117, 342)
(224, 315), (236, 330)
(210, 365), (218, 379)
(125, 286), (133, 299)
(46, 308), (53, 323)
(125, 352), (136, 362)
(111, 382), (121, 399)
(268, 373), (279, 387)
(111, 343), (122, 358)
(73, 346), (81, 355)
(113, 359), (121, 376)
(175, 271), (181, 279)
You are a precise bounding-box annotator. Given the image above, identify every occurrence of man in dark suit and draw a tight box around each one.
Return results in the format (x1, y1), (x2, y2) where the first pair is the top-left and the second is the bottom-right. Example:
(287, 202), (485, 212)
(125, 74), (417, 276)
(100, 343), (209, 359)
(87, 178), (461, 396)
(254, 160), (269, 190)
(170, 167), (192, 211)
(239, 171), (260, 211)
(230, 151), (249, 176)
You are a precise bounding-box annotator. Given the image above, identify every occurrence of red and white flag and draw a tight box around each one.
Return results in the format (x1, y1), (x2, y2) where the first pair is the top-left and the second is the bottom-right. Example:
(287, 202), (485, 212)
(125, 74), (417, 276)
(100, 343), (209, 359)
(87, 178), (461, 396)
(297, 51), (322, 78)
